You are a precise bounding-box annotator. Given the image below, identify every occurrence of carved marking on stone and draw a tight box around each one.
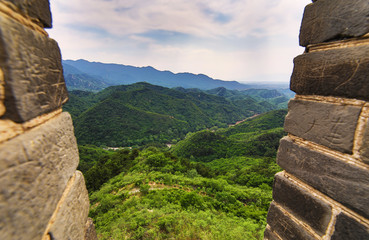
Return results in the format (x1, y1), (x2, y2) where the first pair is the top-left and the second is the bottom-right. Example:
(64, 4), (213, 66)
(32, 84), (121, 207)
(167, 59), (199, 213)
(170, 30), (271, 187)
(0, 13), (67, 122)
(0, 2), (47, 36)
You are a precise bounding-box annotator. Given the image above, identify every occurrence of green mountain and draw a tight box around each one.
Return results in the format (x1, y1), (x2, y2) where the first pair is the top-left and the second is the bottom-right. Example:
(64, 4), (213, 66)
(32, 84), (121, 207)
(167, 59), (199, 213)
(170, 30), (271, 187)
(79, 109), (287, 239)
(171, 110), (287, 162)
(64, 82), (282, 146)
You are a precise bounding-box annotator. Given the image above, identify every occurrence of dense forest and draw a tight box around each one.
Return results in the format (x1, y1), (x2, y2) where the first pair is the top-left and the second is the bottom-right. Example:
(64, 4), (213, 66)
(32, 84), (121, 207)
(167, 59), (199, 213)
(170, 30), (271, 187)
(74, 109), (287, 239)
(63, 82), (290, 147)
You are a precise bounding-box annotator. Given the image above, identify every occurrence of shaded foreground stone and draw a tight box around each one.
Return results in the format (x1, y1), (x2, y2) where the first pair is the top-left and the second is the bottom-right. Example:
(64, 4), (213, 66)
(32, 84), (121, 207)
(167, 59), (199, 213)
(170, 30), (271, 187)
(263, 226), (280, 240)
(284, 99), (361, 153)
(272, 172), (332, 236)
(0, 14), (67, 123)
(0, 112), (79, 240)
(47, 171), (90, 240)
(84, 218), (99, 240)
(290, 45), (369, 101)
(331, 213), (369, 240)
(3, 0), (52, 27)
(277, 136), (369, 219)
(266, 202), (316, 240)
(300, 0), (369, 46)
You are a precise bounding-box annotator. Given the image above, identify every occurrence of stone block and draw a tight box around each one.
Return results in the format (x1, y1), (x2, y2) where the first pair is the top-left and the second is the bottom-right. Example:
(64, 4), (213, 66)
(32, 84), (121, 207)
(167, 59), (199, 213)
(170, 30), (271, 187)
(0, 14), (67, 123)
(263, 226), (280, 240)
(284, 99), (361, 153)
(273, 172), (332, 236)
(299, 0), (369, 46)
(47, 171), (90, 240)
(84, 218), (98, 240)
(277, 136), (369, 219)
(331, 213), (369, 240)
(0, 68), (5, 117)
(0, 112), (79, 240)
(359, 119), (369, 164)
(3, 0), (52, 28)
(291, 45), (369, 101)
(266, 202), (316, 240)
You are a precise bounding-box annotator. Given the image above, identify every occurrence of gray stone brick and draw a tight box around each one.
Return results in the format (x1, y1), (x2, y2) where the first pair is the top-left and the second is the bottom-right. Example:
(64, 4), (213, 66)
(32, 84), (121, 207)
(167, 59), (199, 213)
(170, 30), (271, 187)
(0, 112), (79, 240)
(284, 99), (361, 154)
(291, 45), (369, 101)
(266, 202), (316, 240)
(0, 14), (67, 123)
(300, 0), (369, 46)
(3, 0), (52, 28)
(273, 172), (332, 236)
(277, 136), (369, 219)
(331, 213), (369, 240)
(47, 171), (90, 240)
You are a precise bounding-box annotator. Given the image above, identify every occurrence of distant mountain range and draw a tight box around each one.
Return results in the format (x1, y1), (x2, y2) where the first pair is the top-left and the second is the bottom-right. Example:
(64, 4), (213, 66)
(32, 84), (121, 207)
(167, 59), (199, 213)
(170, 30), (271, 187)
(62, 59), (290, 91)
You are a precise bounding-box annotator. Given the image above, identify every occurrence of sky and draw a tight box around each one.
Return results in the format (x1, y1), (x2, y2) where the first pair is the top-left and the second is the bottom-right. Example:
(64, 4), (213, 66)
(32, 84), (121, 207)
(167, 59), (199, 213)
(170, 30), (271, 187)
(47, 0), (311, 83)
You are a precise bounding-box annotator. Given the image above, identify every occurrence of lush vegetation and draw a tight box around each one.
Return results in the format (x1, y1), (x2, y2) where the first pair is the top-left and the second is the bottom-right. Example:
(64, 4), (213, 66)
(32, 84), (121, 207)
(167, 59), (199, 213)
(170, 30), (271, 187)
(84, 147), (279, 239)
(172, 110), (287, 162)
(64, 82), (286, 147)
(77, 109), (287, 239)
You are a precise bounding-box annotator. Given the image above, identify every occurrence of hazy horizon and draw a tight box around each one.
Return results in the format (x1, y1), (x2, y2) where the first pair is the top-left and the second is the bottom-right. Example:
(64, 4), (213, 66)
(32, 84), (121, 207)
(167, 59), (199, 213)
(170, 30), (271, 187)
(49, 0), (310, 83)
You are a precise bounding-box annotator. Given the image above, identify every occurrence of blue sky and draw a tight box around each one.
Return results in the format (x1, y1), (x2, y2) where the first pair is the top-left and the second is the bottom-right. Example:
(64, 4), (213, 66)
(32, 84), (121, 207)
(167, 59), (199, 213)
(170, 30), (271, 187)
(47, 0), (311, 83)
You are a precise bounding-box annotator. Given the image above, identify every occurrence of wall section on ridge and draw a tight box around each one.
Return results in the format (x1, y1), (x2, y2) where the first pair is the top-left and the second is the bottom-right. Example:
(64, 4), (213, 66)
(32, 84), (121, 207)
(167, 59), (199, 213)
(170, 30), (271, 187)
(265, 0), (369, 239)
(0, 1), (97, 239)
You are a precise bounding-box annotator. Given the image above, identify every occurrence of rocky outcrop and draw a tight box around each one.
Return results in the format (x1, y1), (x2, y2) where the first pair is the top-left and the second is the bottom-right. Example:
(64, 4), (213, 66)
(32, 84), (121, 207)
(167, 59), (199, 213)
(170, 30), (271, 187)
(0, 1), (96, 239)
(265, 0), (369, 239)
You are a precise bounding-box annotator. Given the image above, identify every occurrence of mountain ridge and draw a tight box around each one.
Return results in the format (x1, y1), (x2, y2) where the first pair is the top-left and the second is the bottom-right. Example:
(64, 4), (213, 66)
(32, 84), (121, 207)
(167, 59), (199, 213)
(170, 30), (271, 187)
(63, 59), (290, 91)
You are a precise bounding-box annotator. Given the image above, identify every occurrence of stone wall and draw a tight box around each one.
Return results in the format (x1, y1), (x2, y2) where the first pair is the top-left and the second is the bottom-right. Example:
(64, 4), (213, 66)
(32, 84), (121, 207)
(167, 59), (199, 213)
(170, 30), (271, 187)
(265, 0), (369, 239)
(0, 1), (96, 239)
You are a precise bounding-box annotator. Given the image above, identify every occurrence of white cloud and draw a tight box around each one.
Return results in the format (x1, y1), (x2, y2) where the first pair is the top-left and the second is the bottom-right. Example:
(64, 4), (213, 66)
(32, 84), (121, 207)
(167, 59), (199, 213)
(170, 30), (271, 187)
(48, 0), (311, 82)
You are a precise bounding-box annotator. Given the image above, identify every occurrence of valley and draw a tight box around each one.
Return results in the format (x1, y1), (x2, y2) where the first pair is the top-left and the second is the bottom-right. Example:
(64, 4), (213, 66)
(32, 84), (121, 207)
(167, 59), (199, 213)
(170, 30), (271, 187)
(62, 62), (291, 239)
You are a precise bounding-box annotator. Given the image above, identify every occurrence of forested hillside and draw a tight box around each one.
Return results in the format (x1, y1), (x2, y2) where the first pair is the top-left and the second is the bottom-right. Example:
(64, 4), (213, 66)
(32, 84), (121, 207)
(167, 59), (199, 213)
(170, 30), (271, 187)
(64, 82), (286, 147)
(77, 110), (287, 239)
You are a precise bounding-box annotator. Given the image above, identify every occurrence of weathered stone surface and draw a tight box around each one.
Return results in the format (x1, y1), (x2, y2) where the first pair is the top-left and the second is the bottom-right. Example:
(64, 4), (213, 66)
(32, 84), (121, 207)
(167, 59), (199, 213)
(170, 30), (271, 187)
(84, 218), (99, 240)
(0, 68), (4, 117)
(359, 120), (369, 164)
(284, 99), (361, 153)
(263, 226), (281, 240)
(299, 0), (369, 46)
(277, 136), (369, 219)
(291, 45), (369, 101)
(266, 202), (316, 240)
(0, 14), (67, 123)
(331, 213), (369, 240)
(0, 112), (79, 240)
(47, 171), (90, 240)
(3, 0), (52, 28)
(273, 172), (332, 236)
